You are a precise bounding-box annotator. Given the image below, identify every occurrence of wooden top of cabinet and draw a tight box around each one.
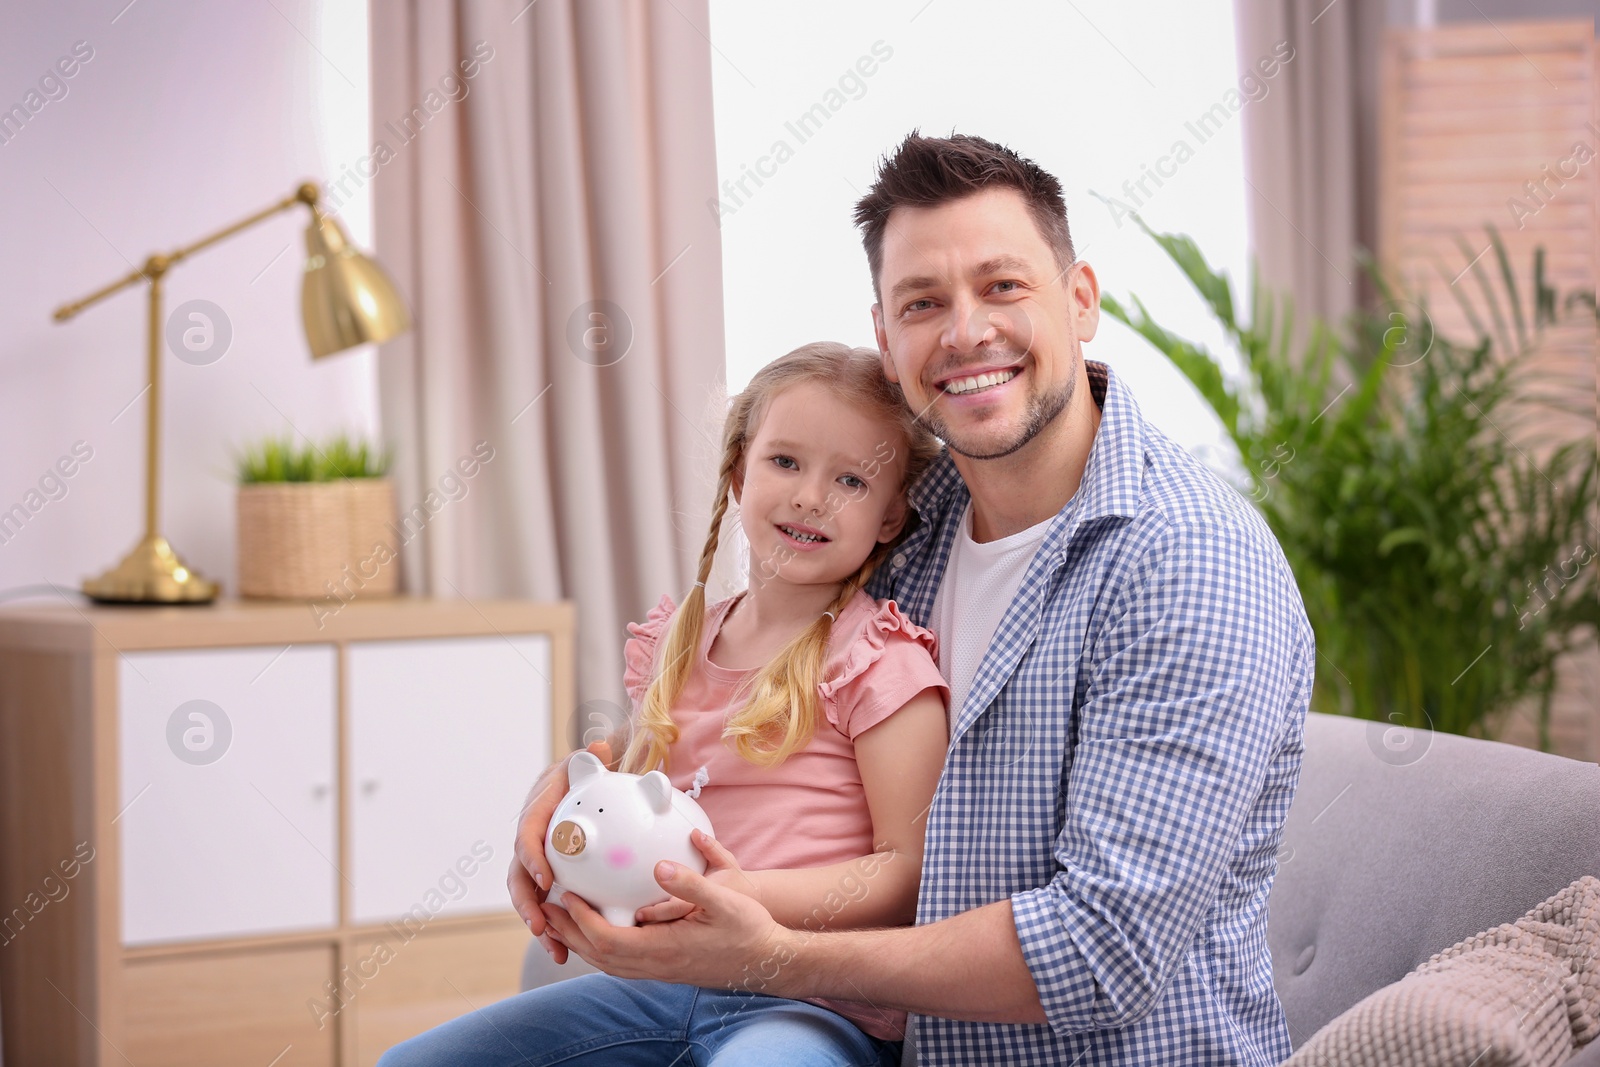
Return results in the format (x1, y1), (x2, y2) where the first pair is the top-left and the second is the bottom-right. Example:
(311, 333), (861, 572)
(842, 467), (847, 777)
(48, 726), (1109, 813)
(0, 596), (574, 653)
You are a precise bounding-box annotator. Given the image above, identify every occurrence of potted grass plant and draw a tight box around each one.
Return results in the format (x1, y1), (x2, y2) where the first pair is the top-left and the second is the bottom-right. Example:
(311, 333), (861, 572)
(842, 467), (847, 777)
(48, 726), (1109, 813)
(1102, 218), (1598, 749)
(235, 434), (398, 600)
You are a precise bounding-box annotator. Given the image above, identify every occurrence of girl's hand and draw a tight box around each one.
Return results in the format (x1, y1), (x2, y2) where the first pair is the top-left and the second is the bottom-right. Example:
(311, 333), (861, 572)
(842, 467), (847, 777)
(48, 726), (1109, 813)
(635, 830), (758, 924)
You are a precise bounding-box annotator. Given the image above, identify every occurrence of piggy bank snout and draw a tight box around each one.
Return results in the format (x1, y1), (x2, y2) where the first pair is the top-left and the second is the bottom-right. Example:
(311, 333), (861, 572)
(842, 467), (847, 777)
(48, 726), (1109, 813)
(550, 819), (588, 857)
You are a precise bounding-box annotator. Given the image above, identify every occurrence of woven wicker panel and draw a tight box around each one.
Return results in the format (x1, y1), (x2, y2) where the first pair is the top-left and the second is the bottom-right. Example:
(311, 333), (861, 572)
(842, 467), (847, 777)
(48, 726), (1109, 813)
(1380, 20), (1598, 761)
(1380, 20), (1595, 448)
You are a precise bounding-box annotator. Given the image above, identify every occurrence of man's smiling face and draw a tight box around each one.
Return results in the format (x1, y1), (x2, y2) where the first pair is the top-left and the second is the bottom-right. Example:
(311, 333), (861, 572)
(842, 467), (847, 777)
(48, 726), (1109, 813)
(871, 186), (1098, 462)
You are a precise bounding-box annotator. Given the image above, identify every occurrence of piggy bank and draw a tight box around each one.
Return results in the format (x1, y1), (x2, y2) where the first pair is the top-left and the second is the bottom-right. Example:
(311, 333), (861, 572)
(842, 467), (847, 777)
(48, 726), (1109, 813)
(544, 750), (715, 927)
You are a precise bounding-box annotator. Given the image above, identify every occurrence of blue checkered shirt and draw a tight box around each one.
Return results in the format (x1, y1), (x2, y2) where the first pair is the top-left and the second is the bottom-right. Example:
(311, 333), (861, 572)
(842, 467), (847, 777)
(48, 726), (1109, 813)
(865, 360), (1314, 1066)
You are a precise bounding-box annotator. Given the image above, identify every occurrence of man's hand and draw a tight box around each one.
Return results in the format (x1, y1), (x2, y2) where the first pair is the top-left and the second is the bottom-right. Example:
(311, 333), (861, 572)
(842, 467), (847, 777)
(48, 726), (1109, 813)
(633, 830), (759, 924)
(539, 843), (792, 990)
(508, 738), (613, 962)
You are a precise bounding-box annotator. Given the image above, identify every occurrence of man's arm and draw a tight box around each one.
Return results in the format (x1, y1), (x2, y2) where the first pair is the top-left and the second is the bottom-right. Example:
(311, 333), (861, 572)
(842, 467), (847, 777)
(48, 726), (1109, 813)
(758, 898), (1049, 1022)
(1005, 518), (1310, 1032)
(541, 860), (1049, 1023)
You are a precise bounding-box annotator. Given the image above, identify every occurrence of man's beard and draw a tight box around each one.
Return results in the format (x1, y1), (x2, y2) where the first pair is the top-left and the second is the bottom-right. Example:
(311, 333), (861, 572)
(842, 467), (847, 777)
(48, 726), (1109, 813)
(920, 355), (1076, 461)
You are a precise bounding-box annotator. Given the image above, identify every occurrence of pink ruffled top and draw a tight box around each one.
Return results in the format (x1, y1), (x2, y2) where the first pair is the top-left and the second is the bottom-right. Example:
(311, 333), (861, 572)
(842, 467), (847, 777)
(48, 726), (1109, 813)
(622, 588), (948, 1040)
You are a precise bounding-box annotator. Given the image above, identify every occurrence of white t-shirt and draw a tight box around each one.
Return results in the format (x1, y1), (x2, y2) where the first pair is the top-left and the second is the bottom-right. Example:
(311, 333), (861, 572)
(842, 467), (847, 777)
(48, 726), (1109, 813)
(930, 498), (1060, 721)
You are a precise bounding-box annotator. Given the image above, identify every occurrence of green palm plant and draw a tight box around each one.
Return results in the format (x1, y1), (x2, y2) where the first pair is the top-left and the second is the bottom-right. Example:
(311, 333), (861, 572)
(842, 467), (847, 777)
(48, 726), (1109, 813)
(1102, 218), (1598, 748)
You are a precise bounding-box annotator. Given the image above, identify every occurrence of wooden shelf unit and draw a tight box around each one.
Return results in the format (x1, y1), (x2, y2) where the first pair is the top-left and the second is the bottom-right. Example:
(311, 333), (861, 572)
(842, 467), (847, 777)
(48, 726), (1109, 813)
(0, 596), (575, 1066)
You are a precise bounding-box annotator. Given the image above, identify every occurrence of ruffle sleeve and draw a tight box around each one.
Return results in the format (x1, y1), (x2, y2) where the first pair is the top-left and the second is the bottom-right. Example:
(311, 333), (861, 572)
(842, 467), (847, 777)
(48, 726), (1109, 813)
(623, 593), (678, 708)
(817, 598), (949, 740)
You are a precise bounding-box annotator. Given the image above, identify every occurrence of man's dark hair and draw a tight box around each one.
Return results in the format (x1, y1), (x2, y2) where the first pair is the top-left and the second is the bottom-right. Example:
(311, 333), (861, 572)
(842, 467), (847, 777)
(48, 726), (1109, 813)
(853, 131), (1075, 302)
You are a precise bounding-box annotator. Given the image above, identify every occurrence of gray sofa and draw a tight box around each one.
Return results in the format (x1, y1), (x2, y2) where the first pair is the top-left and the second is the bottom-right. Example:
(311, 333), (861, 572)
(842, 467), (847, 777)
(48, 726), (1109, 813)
(1270, 710), (1600, 1062)
(523, 711), (1600, 1062)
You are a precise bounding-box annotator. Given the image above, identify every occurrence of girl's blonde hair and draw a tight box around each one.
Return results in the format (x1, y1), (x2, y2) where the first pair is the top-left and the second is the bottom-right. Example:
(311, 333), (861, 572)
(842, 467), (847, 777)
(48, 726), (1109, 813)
(622, 342), (941, 773)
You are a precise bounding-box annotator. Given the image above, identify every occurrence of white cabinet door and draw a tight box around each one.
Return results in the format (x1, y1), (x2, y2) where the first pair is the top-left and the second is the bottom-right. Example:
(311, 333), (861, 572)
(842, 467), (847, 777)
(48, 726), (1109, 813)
(347, 635), (551, 925)
(118, 646), (338, 946)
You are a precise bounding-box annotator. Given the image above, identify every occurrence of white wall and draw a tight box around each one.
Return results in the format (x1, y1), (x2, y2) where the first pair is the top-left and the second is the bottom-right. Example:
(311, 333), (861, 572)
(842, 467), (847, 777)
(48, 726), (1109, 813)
(710, 0), (1253, 468)
(0, 0), (375, 599)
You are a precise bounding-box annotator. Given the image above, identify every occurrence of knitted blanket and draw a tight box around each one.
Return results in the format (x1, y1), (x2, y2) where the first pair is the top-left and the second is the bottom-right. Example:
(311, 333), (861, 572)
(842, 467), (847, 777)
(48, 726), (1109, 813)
(1285, 875), (1600, 1067)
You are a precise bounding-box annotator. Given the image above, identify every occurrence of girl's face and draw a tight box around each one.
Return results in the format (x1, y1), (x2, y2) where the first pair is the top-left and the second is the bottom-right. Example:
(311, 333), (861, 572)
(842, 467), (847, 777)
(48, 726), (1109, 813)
(733, 380), (911, 592)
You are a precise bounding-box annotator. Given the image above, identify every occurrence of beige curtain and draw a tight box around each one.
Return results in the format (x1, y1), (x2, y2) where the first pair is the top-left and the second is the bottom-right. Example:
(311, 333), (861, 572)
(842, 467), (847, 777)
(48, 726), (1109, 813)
(370, 0), (727, 735)
(1234, 0), (1386, 326)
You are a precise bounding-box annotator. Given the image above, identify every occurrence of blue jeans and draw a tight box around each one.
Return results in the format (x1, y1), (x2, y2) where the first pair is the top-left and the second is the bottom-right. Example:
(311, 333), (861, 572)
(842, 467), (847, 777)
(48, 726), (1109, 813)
(377, 973), (902, 1067)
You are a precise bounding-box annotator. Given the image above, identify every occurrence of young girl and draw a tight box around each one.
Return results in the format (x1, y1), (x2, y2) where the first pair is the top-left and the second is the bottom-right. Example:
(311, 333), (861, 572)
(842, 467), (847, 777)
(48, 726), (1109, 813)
(381, 343), (949, 1067)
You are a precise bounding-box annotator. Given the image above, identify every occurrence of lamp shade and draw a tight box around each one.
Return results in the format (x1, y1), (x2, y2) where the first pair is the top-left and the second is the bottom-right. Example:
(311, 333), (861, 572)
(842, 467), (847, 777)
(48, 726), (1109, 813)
(301, 212), (411, 359)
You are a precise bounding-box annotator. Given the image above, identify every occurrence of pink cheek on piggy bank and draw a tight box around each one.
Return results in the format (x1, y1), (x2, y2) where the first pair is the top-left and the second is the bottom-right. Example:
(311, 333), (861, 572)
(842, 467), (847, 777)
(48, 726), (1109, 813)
(606, 845), (636, 869)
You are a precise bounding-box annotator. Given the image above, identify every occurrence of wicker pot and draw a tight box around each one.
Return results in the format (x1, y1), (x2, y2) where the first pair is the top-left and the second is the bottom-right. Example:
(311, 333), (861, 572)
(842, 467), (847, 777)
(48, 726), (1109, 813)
(237, 479), (399, 600)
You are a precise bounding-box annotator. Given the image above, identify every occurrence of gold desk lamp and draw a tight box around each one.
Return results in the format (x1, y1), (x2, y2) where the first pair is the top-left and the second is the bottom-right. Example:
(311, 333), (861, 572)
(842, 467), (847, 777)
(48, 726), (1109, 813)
(52, 181), (411, 605)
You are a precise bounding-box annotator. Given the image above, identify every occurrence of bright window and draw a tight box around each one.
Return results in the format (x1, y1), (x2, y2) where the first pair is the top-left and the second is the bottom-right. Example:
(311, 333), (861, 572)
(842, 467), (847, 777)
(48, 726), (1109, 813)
(709, 0), (1251, 464)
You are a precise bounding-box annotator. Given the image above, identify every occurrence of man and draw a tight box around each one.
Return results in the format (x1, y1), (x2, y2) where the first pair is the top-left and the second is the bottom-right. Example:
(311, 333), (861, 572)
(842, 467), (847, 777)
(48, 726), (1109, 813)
(515, 133), (1314, 1066)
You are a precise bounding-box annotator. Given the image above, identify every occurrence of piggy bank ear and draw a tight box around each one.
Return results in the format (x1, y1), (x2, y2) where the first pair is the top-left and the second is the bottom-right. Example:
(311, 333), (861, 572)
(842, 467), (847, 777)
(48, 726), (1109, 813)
(568, 750), (606, 785)
(640, 771), (674, 815)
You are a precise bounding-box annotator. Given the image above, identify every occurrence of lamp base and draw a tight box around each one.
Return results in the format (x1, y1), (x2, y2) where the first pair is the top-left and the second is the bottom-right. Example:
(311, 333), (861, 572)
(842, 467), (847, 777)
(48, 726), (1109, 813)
(83, 534), (219, 604)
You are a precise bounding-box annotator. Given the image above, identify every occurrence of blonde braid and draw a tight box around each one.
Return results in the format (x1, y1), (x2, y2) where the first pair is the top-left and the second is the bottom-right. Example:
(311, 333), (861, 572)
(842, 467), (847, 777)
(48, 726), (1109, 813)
(622, 431), (744, 774)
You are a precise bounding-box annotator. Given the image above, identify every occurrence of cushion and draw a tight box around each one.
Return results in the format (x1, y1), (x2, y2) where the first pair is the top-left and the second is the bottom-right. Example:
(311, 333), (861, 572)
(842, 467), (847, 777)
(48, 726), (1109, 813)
(1284, 876), (1600, 1066)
